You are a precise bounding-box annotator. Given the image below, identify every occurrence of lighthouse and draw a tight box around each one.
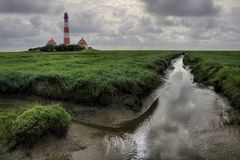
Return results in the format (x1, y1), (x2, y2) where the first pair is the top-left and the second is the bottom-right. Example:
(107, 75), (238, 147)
(64, 12), (70, 45)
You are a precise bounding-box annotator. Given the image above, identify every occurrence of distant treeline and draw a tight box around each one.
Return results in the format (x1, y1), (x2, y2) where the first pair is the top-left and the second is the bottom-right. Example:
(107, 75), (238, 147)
(29, 44), (87, 52)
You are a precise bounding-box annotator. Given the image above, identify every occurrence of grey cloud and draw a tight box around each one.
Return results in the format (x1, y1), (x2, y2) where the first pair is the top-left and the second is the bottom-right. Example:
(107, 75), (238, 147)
(0, 18), (39, 38)
(187, 18), (218, 40)
(0, 0), (64, 14)
(30, 16), (42, 28)
(0, 36), (47, 51)
(143, 0), (220, 17)
(0, 0), (240, 51)
(119, 16), (163, 35)
(181, 15), (240, 42)
(70, 12), (104, 34)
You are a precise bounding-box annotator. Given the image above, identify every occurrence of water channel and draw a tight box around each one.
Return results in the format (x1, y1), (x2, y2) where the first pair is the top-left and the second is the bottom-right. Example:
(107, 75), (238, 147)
(97, 56), (240, 160)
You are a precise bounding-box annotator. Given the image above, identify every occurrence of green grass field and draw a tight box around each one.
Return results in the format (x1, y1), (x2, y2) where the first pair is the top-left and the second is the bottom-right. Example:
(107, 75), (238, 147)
(0, 50), (180, 109)
(184, 51), (240, 124)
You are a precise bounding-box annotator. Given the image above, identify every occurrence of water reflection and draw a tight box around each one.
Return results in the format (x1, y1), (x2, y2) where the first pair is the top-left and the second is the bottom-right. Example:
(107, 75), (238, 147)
(131, 56), (201, 160)
(103, 56), (240, 160)
(103, 133), (139, 160)
(103, 57), (202, 160)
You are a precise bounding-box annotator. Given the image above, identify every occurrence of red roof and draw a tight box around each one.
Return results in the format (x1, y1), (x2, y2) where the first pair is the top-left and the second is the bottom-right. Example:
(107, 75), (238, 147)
(78, 38), (87, 45)
(47, 38), (57, 46)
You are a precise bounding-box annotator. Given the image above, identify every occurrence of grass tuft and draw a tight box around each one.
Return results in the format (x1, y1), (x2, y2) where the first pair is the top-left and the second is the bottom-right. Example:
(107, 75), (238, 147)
(0, 105), (71, 150)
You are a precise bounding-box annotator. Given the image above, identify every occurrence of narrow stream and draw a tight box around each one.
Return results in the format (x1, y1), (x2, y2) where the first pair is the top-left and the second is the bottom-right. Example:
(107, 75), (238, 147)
(1, 56), (240, 160)
(93, 56), (240, 160)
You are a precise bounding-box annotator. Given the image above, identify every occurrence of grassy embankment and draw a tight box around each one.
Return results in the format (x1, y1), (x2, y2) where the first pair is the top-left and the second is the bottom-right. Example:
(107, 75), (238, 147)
(184, 51), (240, 124)
(0, 104), (71, 158)
(0, 50), (180, 111)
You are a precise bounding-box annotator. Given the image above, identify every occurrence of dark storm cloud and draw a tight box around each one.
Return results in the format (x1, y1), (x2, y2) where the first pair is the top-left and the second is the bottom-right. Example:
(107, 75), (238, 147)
(0, 0), (64, 14)
(143, 0), (220, 17)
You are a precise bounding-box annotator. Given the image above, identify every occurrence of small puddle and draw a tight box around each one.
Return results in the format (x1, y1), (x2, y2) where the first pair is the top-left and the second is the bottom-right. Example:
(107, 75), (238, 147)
(1, 56), (240, 160)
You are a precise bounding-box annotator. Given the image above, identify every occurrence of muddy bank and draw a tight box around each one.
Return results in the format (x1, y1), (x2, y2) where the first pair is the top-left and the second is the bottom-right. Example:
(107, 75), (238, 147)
(0, 86), (161, 129)
(7, 123), (99, 160)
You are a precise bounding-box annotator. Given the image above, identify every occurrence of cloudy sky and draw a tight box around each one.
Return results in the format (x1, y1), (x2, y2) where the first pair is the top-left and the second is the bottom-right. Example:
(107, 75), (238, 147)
(0, 0), (239, 51)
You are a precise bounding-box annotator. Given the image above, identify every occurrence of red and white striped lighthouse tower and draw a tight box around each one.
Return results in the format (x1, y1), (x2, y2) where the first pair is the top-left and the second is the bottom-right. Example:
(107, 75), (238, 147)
(64, 12), (70, 45)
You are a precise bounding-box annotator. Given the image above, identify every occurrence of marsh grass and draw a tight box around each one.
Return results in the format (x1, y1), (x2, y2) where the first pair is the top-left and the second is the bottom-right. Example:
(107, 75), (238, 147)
(0, 107), (27, 145)
(184, 51), (240, 124)
(0, 104), (71, 151)
(0, 50), (180, 107)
